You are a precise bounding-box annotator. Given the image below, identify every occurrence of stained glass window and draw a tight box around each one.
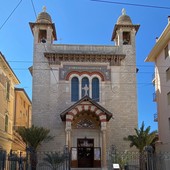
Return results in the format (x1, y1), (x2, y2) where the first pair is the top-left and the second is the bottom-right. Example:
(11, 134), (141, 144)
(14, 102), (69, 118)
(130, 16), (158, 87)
(71, 77), (79, 101)
(92, 78), (99, 102)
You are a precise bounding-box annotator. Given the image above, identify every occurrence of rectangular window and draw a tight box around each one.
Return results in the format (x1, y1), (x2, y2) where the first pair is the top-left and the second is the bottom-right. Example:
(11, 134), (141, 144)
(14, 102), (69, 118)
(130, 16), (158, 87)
(6, 81), (10, 101)
(166, 68), (170, 81)
(5, 115), (8, 132)
(168, 92), (170, 105)
(164, 45), (169, 59)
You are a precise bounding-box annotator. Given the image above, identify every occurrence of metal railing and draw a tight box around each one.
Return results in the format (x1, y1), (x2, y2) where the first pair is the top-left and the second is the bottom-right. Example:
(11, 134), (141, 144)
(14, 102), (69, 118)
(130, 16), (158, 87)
(0, 147), (70, 170)
(107, 146), (170, 170)
(154, 113), (158, 122)
(153, 92), (157, 102)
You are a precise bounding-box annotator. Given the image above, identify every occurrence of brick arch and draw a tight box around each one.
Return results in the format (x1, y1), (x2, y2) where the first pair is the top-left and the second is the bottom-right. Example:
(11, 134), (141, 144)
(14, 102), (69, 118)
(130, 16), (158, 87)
(66, 104), (107, 122)
(65, 71), (105, 81)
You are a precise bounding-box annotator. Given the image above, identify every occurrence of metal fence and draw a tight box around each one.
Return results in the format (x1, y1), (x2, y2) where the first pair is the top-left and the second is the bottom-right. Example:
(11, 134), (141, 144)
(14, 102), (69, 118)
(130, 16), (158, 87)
(107, 146), (170, 170)
(0, 147), (70, 170)
(1, 146), (170, 170)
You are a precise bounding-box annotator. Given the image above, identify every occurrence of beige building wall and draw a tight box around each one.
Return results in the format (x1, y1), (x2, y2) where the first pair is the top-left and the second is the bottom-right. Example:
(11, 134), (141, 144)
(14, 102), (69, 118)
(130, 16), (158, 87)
(14, 88), (32, 129)
(145, 18), (170, 151)
(0, 52), (20, 153)
(12, 88), (32, 152)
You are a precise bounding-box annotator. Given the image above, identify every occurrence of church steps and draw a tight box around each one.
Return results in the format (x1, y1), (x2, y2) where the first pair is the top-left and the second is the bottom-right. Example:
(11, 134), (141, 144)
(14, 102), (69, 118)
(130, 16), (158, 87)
(71, 168), (101, 170)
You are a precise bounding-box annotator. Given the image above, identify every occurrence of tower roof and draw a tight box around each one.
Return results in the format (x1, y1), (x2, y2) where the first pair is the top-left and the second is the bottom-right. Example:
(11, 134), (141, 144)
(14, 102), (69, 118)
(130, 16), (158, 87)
(117, 12), (132, 25)
(29, 7), (57, 40)
(111, 9), (140, 41)
(36, 7), (52, 23)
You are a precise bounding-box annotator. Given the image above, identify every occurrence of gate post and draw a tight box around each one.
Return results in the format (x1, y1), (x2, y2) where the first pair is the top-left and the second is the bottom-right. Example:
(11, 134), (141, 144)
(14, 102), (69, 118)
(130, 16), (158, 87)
(64, 145), (70, 170)
(144, 146), (154, 170)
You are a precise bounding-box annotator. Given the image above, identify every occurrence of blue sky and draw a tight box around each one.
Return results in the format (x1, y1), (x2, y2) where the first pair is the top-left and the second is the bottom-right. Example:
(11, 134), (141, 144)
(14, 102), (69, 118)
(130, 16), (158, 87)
(1, 0), (170, 131)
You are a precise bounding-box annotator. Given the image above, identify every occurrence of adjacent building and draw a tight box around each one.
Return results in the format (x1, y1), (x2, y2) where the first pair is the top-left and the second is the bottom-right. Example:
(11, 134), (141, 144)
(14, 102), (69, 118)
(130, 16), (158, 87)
(145, 17), (170, 151)
(0, 52), (20, 153)
(30, 8), (139, 169)
(0, 52), (32, 156)
(12, 88), (32, 153)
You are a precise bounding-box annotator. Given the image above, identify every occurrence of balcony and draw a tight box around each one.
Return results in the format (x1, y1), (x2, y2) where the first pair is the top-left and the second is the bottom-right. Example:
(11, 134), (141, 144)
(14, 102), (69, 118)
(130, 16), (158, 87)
(154, 113), (158, 122)
(153, 92), (157, 102)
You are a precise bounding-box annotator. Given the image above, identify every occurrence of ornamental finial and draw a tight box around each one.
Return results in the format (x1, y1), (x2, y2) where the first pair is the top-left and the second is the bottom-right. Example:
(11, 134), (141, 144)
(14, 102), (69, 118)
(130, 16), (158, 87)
(43, 6), (46, 12)
(122, 8), (126, 15)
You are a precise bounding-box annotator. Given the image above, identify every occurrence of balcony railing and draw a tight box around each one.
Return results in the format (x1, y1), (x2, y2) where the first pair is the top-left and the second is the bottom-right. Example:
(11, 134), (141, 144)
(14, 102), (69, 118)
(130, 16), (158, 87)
(154, 113), (158, 122)
(153, 92), (157, 102)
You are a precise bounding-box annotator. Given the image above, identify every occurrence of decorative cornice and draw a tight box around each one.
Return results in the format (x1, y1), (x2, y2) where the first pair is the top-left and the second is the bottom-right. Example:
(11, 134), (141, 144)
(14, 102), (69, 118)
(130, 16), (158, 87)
(145, 23), (170, 62)
(44, 53), (125, 66)
(0, 52), (20, 85)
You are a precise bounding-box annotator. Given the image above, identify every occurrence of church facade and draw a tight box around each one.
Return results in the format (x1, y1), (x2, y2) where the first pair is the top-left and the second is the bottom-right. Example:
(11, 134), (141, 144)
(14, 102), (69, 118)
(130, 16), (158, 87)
(30, 9), (139, 169)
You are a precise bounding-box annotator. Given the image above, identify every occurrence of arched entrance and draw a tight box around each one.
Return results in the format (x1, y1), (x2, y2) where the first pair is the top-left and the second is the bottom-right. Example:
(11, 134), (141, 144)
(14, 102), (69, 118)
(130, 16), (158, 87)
(60, 96), (113, 169)
(71, 111), (100, 168)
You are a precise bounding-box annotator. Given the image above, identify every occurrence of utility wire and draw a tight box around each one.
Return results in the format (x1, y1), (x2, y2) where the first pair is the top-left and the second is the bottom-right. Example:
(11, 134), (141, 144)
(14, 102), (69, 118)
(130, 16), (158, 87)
(30, 0), (37, 19)
(90, 0), (170, 10)
(0, 0), (23, 31)
(0, 60), (156, 68)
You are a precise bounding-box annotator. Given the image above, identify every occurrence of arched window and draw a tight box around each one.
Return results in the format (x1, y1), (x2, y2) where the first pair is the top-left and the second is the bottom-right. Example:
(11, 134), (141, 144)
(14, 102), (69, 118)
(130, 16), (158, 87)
(5, 115), (8, 132)
(82, 77), (89, 97)
(92, 78), (99, 102)
(71, 77), (79, 102)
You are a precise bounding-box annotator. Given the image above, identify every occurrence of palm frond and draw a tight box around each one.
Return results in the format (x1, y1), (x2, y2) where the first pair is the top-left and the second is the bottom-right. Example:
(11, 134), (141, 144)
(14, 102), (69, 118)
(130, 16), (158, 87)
(124, 122), (158, 152)
(17, 125), (53, 151)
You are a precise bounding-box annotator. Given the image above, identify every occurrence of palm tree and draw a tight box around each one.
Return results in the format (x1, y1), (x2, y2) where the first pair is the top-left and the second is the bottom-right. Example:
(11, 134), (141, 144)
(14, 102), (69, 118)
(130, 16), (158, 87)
(124, 121), (157, 170)
(124, 121), (157, 152)
(40, 152), (65, 170)
(17, 125), (53, 170)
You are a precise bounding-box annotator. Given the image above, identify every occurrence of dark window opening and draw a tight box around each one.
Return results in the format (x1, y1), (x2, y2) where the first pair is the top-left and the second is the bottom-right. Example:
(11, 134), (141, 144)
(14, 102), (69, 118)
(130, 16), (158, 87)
(123, 32), (131, 45)
(38, 30), (47, 43)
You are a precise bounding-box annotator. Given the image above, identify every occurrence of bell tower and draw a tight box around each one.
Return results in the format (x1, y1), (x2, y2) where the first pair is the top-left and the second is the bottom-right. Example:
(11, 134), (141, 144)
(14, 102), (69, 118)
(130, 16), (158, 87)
(111, 9), (139, 46)
(29, 7), (57, 44)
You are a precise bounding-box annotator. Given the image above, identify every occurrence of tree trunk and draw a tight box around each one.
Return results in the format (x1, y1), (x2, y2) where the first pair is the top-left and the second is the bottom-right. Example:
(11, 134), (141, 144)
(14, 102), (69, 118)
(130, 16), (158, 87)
(30, 152), (37, 170)
(139, 152), (146, 170)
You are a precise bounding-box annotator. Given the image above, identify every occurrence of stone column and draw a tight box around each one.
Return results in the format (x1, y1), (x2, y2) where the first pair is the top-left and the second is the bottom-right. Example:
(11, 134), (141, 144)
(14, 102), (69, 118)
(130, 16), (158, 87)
(33, 27), (39, 44)
(131, 28), (136, 48)
(101, 121), (107, 169)
(89, 79), (92, 98)
(65, 117), (72, 149)
(117, 29), (123, 46)
(47, 26), (53, 44)
(79, 78), (82, 99)
(66, 129), (71, 148)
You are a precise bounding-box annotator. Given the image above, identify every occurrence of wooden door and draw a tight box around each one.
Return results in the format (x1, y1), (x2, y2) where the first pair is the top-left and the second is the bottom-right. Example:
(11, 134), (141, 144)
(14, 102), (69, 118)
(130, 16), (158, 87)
(77, 138), (94, 168)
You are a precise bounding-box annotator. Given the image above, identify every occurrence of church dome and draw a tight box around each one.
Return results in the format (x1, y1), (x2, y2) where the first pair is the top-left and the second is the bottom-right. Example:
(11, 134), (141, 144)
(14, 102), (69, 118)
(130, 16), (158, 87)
(36, 7), (52, 23)
(117, 9), (132, 25)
